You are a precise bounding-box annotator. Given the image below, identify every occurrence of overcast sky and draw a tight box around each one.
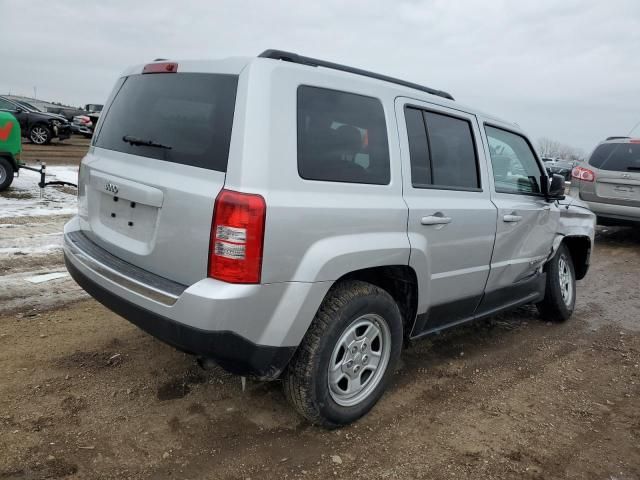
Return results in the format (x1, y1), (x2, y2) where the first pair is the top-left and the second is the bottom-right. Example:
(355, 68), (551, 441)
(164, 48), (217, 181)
(2, 0), (639, 152)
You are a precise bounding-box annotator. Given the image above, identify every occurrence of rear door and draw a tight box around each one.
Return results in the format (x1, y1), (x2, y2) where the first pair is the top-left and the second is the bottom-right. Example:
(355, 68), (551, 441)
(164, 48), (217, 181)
(396, 98), (497, 335)
(78, 64), (240, 285)
(480, 124), (559, 309)
(581, 141), (640, 207)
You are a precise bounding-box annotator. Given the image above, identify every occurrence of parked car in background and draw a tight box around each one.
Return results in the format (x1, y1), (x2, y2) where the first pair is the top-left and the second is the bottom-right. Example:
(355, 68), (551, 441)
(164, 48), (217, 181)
(570, 136), (640, 226)
(84, 104), (103, 129)
(71, 115), (93, 138)
(64, 51), (595, 427)
(544, 158), (577, 181)
(0, 95), (71, 144)
(46, 106), (86, 121)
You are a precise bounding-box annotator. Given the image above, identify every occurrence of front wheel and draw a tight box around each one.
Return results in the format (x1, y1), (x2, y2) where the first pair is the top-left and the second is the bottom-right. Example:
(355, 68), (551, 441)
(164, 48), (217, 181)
(537, 243), (576, 322)
(29, 125), (51, 145)
(283, 280), (403, 428)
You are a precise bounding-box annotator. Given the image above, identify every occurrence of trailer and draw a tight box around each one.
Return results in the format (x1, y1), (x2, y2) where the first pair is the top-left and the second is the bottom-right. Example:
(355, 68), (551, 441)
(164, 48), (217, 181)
(0, 111), (76, 192)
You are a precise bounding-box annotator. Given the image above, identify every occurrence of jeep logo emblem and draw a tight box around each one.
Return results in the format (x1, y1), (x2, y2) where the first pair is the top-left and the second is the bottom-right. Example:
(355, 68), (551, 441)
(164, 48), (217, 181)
(105, 182), (119, 195)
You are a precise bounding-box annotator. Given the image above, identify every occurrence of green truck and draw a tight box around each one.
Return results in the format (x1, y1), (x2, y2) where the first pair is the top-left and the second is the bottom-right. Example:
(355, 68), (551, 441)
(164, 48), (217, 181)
(0, 110), (21, 191)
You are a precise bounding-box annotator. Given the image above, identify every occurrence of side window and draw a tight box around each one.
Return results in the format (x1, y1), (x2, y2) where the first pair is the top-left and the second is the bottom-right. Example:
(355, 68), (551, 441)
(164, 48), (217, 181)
(405, 107), (480, 190)
(297, 86), (390, 185)
(405, 107), (431, 186)
(485, 126), (542, 195)
(0, 99), (16, 111)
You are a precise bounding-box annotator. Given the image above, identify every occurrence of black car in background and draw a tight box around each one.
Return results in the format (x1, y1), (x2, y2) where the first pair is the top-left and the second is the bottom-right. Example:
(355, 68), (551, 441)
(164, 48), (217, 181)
(0, 96), (71, 145)
(544, 158), (577, 181)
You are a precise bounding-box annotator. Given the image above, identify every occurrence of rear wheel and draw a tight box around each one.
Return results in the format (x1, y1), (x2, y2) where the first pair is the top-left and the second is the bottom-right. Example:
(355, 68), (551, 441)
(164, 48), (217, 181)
(29, 125), (51, 145)
(537, 243), (576, 322)
(0, 157), (14, 191)
(283, 280), (403, 428)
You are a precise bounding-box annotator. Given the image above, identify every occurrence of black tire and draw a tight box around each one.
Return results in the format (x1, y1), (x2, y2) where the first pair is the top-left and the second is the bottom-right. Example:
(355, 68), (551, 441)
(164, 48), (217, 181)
(537, 243), (576, 322)
(29, 124), (51, 145)
(283, 280), (403, 428)
(0, 157), (14, 191)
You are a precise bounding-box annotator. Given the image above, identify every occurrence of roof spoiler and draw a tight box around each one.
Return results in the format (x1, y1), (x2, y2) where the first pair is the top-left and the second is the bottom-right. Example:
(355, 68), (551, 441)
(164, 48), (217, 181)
(259, 49), (455, 101)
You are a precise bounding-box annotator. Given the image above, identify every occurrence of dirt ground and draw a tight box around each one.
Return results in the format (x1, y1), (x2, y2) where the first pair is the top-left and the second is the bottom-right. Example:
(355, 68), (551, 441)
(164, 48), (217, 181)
(1, 143), (639, 479)
(19, 137), (90, 166)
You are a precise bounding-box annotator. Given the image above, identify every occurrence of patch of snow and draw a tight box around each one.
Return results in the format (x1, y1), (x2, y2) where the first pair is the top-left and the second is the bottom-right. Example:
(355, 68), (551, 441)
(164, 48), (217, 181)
(0, 244), (62, 257)
(26, 272), (69, 284)
(0, 165), (78, 220)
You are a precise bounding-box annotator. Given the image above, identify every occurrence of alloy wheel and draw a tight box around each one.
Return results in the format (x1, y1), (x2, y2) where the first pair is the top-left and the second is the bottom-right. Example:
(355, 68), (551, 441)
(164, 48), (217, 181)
(558, 255), (573, 307)
(328, 313), (391, 407)
(30, 127), (48, 144)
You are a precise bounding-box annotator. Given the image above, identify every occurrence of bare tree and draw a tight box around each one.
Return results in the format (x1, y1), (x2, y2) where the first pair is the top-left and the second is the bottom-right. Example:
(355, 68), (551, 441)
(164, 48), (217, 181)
(536, 137), (584, 161)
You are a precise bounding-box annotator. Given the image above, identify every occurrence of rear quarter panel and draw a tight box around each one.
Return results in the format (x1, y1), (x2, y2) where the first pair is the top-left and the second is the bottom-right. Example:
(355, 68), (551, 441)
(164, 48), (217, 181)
(223, 60), (411, 284)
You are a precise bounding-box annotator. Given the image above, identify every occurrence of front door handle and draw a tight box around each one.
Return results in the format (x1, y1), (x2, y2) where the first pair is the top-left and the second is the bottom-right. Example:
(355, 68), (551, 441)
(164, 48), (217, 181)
(503, 214), (523, 223)
(421, 214), (452, 225)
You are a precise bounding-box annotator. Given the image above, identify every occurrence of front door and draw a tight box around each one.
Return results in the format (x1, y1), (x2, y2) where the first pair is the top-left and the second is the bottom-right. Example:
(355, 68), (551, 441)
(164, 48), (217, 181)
(396, 98), (497, 336)
(479, 123), (559, 312)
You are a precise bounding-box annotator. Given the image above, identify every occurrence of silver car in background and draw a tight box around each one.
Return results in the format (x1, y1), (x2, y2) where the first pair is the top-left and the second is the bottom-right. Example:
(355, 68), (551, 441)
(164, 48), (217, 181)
(570, 136), (640, 226)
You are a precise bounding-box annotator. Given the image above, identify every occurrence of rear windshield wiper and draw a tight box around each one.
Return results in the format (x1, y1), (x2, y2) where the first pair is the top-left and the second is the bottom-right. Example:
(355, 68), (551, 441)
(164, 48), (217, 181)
(122, 135), (172, 150)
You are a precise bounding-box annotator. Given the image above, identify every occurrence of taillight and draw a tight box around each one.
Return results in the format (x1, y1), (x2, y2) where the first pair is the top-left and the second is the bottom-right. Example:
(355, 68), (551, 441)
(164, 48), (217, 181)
(571, 166), (595, 182)
(208, 189), (266, 284)
(142, 62), (178, 74)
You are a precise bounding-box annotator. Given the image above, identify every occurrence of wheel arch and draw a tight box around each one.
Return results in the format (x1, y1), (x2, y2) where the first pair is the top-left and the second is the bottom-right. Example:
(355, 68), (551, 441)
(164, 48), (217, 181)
(562, 235), (591, 280)
(0, 152), (18, 172)
(332, 265), (419, 339)
(550, 234), (591, 280)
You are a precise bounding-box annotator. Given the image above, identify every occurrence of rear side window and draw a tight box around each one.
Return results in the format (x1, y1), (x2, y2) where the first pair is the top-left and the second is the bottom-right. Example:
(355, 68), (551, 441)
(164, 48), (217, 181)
(297, 86), (390, 185)
(485, 126), (542, 195)
(95, 73), (238, 172)
(589, 143), (640, 172)
(405, 107), (480, 190)
(0, 98), (16, 110)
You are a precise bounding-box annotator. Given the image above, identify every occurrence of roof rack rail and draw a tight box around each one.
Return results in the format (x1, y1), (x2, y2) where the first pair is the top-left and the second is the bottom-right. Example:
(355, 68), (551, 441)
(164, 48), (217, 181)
(258, 49), (455, 101)
(606, 136), (630, 141)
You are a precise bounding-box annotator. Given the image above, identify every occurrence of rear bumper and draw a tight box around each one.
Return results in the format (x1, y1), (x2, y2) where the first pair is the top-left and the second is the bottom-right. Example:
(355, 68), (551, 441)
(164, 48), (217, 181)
(580, 198), (640, 226)
(65, 256), (294, 378)
(63, 217), (331, 378)
(54, 124), (72, 140)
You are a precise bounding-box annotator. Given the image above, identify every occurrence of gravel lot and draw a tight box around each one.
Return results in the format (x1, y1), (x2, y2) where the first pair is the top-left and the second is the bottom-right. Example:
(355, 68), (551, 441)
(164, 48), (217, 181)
(1, 141), (639, 479)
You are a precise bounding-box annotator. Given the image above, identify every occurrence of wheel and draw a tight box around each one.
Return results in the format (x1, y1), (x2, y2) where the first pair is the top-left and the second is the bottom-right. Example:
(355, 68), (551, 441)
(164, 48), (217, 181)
(537, 243), (576, 322)
(0, 157), (14, 191)
(283, 280), (403, 428)
(29, 124), (51, 145)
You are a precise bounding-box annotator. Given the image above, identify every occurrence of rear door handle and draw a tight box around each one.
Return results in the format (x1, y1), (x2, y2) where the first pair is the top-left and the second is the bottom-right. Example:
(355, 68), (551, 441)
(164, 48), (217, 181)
(421, 214), (452, 225)
(503, 214), (522, 223)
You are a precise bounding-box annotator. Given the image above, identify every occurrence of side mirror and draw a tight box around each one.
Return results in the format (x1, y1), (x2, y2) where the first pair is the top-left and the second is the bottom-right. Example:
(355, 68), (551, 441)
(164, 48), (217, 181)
(547, 174), (565, 200)
(14, 106), (23, 113)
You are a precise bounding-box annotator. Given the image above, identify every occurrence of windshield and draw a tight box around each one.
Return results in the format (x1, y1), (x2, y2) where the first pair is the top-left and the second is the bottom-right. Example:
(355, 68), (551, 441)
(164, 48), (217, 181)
(94, 73), (238, 172)
(17, 101), (42, 112)
(589, 143), (640, 172)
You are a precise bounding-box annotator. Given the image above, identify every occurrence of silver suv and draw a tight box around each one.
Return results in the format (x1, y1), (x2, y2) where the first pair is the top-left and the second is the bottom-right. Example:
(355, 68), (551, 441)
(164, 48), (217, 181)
(64, 50), (595, 427)
(570, 136), (640, 226)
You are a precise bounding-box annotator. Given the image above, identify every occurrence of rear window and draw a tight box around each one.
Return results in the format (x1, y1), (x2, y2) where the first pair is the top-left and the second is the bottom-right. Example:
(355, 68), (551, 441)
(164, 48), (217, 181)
(297, 86), (390, 185)
(589, 143), (640, 172)
(95, 73), (238, 172)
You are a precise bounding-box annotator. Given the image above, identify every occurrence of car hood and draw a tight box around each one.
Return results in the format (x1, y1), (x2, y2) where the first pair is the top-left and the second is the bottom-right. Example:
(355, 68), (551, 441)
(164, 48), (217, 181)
(31, 111), (69, 123)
